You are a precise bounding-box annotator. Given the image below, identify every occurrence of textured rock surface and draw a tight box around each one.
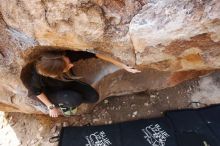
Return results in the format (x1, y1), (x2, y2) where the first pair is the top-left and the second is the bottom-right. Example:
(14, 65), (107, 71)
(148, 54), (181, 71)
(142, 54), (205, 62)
(0, 0), (220, 113)
(130, 0), (220, 70)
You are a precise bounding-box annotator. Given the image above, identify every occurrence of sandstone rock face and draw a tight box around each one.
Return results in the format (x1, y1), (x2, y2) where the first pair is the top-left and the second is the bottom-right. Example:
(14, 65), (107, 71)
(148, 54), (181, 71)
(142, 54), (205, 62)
(0, 0), (219, 114)
(130, 0), (220, 71)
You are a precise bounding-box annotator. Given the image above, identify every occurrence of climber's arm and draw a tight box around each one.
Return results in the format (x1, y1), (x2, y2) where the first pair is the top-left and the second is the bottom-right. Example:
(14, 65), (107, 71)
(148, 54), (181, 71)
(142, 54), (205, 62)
(37, 93), (60, 118)
(95, 54), (141, 73)
(36, 93), (53, 107)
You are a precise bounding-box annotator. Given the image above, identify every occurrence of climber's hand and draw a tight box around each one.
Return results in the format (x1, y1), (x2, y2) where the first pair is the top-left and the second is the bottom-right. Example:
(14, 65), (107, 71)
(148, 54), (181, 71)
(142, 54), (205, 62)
(49, 108), (60, 118)
(123, 65), (141, 73)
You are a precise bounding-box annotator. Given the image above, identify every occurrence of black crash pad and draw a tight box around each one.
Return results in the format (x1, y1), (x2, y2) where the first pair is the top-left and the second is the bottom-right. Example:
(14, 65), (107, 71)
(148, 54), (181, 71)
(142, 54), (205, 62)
(59, 104), (220, 146)
(166, 109), (220, 146)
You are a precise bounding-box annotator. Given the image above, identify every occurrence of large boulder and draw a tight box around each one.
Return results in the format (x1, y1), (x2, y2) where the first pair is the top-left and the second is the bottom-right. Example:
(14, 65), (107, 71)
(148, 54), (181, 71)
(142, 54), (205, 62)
(0, 0), (219, 114)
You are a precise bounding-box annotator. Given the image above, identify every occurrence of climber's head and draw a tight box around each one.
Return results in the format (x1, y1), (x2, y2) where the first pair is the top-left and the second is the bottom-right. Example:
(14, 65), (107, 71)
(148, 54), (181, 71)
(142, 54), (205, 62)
(36, 52), (74, 78)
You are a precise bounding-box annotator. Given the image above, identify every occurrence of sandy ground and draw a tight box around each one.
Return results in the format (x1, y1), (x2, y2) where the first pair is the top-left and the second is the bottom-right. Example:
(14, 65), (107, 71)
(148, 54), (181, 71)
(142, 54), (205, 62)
(1, 71), (220, 146)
